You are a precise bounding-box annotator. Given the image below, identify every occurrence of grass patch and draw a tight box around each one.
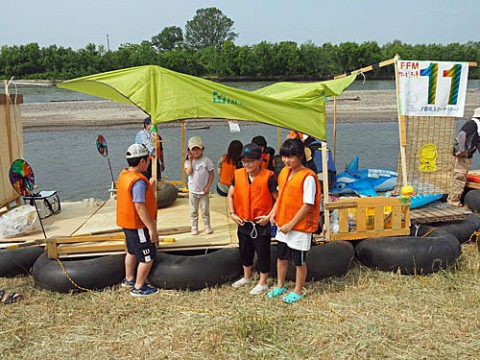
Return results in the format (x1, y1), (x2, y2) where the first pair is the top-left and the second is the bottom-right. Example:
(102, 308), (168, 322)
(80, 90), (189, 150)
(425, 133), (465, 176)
(1, 245), (480, 359)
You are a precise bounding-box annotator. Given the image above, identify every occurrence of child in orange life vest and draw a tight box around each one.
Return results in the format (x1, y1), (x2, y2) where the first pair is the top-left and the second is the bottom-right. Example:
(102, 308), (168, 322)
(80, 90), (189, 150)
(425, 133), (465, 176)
(116, 143), (158, 297)
(185, 136), (215, 235)
(216, 140), (243, 197)
(268, 138), (321, 304)
(228, 143), (278, 295)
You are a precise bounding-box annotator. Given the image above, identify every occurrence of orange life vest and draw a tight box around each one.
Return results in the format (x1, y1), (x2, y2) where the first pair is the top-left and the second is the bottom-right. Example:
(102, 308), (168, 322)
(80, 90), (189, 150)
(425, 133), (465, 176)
(219, 155), (237, 186)
(288, 130), (304, 140)
(233, 168), (275, 221)
(260, 152), (272, 170)
(275, 167), (320, 233)
(116, 169), (157, 229)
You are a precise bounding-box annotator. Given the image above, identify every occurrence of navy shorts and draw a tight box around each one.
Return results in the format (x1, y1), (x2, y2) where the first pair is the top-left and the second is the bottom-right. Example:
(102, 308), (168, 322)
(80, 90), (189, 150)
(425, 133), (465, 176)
(277, 241), (307, 266)
(123, 228), (156, 263)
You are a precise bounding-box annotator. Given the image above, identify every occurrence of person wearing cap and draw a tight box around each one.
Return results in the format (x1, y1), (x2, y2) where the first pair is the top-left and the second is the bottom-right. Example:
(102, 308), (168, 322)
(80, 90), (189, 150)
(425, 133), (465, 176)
(185, 136), (215, 235)
(228, 143), (278, 295)
(251, 135), (275, 171)
(448, 107), (480, 206)
(267, 138), (321, 304)
(135, 116), (165, 181)
(116, 143), (158, 297)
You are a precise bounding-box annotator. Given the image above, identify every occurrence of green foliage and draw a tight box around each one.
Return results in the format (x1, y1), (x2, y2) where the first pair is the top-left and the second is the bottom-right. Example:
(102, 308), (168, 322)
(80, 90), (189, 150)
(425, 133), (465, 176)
(151, 26), (184, 52)
(184, 7), (238, 49)
(0, 39), (479, 80)
(0, 6), (479, 81)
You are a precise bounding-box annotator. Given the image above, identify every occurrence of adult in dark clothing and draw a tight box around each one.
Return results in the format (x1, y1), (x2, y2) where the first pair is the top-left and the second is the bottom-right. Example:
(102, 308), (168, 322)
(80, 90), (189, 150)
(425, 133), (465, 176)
(447, 107), (480, 206)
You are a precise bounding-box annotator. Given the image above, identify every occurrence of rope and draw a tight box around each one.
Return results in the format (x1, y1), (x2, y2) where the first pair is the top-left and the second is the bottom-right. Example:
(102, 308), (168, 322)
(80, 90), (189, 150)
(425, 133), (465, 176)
(244, 220), (258, 239)
(467, 231), (480, 246)
(55, 258), (98, 295)
(358, 71), (366, 84)
(421, 226), (438, 238)
(54, 258), (343, 323)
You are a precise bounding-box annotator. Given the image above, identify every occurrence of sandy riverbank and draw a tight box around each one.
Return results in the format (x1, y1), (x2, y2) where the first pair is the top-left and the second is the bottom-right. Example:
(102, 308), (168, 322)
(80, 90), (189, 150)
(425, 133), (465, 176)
(19, 89), (480, 129)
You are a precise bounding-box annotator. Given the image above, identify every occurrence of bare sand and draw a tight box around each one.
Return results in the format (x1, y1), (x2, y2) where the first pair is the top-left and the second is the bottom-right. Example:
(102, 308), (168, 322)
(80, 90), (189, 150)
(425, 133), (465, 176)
(19, 89), (480, 129)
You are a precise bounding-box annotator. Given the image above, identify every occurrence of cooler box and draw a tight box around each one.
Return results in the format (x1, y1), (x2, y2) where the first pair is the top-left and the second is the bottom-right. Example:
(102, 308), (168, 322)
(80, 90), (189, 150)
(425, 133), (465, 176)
(25, 191), (61, 219)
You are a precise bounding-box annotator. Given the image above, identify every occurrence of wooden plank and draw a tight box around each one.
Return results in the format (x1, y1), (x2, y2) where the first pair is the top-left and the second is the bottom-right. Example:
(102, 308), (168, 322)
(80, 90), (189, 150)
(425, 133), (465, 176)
(466, 181), (480, 189)
(334, 57), (396, 79)
(331, 227), (409, 241)
(338, 208), (349, 233)
(326, 201), (358, 210)
(356, 207), (367, 232)
(392, 206), (402, 229)
(72, 225), (191, 237)
(374, 206), (384, 231)
(410, 202), (470, 224)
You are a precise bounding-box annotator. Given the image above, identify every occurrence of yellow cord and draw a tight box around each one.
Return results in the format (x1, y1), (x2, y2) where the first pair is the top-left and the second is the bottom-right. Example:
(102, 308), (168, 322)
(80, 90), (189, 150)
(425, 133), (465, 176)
(421, 227), (438, 238)
(55, 258), (98, 295)
(467, 231), (480, 246)
(53, 259), (343, 323)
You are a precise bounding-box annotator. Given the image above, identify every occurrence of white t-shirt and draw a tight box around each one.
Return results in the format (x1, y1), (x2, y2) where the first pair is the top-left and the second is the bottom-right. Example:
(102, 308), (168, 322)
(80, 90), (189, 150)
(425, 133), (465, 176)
(184, 157), (214, 194)
(275, 175), (316, 251)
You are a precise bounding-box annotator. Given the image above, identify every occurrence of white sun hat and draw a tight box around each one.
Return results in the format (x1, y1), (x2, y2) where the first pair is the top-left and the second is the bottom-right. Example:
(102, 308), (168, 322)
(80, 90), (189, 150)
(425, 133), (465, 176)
(473, 107), (480, 118)
(126, 143), (149, 159)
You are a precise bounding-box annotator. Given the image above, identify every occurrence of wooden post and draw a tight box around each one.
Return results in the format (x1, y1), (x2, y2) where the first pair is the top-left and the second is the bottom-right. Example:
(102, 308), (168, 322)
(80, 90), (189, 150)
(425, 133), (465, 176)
(4, 81), (13, 164)
(321, 141), (331, 241)
(333, 97), (337, 163)
(277, 127), (282, 151)
(181, 120), (186, 189)
(393, 54), (408, 188)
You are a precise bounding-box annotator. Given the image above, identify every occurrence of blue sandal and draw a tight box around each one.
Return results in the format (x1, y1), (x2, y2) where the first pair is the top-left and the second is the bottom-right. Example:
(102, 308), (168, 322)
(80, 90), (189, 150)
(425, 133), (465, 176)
(282, 291), (304, 304)
(266, 286), (287, 298)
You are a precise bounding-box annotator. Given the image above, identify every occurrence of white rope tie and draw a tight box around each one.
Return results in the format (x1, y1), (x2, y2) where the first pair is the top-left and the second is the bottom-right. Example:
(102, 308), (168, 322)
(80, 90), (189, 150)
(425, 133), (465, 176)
(244, 220), (258, 239)
(414, 224), (420, 237)
(358, 71), (366, 84)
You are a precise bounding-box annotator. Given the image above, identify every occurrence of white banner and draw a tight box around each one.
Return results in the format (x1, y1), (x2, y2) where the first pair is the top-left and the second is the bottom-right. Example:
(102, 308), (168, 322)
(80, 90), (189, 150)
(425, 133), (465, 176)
(397, 60), (469, 117)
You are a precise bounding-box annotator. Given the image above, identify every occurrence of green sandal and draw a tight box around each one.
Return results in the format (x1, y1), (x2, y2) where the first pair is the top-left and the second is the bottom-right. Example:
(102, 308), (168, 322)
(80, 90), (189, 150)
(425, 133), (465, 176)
(266, 286), (287, 298)
(282, 291), (304, 304)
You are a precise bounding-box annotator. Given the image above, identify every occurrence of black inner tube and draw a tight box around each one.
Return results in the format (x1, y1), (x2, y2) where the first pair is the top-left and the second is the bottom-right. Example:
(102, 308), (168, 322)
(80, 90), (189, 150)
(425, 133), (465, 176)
(355, 226), (461, 275)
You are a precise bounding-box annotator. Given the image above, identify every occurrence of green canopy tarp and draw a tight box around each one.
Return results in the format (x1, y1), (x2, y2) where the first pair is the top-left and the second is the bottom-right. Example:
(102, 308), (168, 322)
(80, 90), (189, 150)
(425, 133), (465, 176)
(57, 65), (356, 141)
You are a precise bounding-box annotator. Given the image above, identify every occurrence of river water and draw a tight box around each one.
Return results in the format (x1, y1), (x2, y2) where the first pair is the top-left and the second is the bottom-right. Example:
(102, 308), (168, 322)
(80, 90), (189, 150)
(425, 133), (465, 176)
(14, 79), (480, 201)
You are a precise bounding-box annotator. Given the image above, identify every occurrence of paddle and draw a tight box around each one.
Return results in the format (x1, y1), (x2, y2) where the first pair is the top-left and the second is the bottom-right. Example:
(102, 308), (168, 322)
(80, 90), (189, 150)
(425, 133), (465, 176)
(96, 135), (115, 184)
(5, 239), (45, 250)
(72, 225), (191, 237)
(8, 159), (47, 240)
(10, 226), (190, 250)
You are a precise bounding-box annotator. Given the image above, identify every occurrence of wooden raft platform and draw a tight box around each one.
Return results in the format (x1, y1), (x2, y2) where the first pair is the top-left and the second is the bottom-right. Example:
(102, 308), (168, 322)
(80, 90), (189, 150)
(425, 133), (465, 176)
(466, 169), (480, 190)
(410, 202), (471, 224)
(0, 201), (103, 246)
(2, 194), (239, 257)
(50, 194), (239, 258)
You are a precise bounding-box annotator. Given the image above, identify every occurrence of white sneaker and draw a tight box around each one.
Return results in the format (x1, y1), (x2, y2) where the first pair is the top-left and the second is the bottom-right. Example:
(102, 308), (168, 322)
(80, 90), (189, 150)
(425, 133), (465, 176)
(232, 277), (253, 288)
(205, 225), (213, 234)
(249, 283), (269, 295)
(191, 226), (198, 235)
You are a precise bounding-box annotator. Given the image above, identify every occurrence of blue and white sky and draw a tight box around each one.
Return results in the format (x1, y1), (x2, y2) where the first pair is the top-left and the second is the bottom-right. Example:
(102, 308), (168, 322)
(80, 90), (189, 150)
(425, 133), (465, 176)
(2, 0), (478, 50)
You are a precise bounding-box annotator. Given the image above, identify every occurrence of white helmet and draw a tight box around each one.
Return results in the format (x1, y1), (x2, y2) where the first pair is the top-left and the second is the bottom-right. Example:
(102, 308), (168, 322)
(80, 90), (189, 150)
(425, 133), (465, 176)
(126, 143), (148, 159)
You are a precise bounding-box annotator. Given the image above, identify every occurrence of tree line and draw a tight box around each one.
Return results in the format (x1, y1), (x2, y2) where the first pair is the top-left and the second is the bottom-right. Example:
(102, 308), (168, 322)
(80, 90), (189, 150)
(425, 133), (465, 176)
(1, 7), (479, 81)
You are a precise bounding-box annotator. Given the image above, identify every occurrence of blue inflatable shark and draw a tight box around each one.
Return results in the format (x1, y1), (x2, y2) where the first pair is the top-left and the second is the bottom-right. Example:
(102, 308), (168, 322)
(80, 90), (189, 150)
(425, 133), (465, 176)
(330, 156), (397, 196)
